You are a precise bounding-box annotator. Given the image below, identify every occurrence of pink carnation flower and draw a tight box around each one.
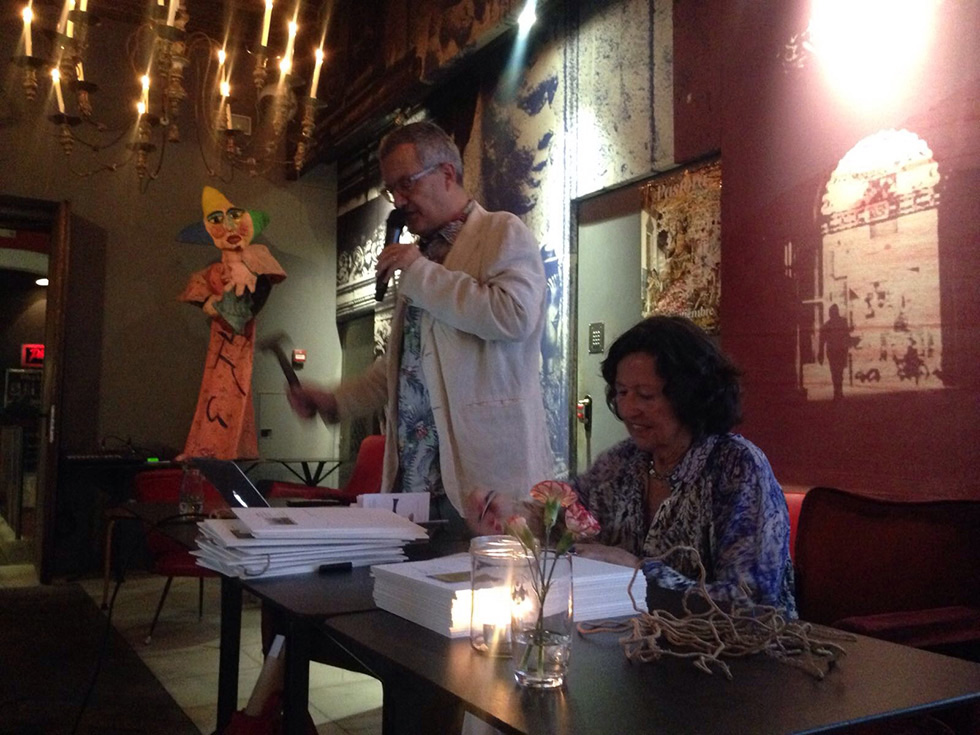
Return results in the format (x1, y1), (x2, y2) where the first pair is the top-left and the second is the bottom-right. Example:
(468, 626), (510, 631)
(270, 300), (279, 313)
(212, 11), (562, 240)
(565, 502), (600, 539)
(529, 480), (577, 508)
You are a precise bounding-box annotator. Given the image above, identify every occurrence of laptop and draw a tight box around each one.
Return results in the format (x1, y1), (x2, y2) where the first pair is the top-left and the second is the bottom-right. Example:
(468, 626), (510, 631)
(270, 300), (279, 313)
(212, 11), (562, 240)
(191, 458), (271, 508)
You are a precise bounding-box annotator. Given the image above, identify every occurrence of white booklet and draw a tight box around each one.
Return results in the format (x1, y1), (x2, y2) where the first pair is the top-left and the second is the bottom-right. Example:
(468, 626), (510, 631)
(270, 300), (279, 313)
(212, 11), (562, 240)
(232, 506), (428, 540)
(199, 518), (404, 548)
(356, 492), (430, 523)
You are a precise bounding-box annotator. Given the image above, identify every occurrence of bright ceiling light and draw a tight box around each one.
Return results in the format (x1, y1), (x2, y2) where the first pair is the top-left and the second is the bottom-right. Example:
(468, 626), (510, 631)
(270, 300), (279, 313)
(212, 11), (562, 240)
(36, 277), (49, 286)
(517, 1), (537, 37)
(807, 0), (938, 109)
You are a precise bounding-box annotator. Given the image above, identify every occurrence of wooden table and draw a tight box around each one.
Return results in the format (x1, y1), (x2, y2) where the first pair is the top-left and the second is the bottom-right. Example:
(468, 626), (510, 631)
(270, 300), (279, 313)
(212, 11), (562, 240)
(321, 608), (980, 735)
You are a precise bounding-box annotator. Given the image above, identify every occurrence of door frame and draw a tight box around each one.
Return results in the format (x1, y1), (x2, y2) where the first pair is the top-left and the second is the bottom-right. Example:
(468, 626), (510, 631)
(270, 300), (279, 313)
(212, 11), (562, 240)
(0, 195), (69, 582)
(569, 180), (646, 475)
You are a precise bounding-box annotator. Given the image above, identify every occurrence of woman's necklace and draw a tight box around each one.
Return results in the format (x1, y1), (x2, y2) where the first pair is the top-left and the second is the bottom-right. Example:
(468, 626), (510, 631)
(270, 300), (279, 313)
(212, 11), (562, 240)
(647, 459), (674, 483)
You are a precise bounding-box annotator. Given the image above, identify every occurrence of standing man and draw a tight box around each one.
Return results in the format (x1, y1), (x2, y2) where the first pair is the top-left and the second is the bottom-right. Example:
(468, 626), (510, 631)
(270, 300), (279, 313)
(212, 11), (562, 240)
(819, 303), (852, 400)
(288, 121), (553, 530)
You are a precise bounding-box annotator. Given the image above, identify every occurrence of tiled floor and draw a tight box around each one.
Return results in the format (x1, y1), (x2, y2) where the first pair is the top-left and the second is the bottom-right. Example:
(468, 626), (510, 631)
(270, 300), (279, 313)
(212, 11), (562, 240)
(0, 559), (383, 735)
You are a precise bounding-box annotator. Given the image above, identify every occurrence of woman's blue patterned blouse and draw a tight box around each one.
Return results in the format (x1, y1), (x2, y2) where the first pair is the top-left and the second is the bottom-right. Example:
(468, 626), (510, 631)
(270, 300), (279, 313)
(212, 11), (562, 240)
(573, 433), (798, 618)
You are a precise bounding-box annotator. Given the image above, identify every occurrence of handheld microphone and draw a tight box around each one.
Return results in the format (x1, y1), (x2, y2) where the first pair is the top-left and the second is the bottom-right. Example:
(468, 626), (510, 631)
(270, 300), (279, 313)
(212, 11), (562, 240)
(375, 208), (407, 301)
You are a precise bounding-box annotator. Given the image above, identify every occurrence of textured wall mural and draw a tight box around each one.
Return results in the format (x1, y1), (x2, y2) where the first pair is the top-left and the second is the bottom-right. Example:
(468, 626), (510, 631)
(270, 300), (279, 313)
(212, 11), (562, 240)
(641, 159), (722, 333)
(798, 128), (944, 401)
(464, 0), (672, 474)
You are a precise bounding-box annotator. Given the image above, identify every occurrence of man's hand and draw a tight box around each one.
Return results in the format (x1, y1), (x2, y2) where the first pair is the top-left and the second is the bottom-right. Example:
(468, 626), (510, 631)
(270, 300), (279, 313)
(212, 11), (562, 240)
(286, 384), (339, 423)
(573, 542), (640, 568)
(376, 243), (422, 285)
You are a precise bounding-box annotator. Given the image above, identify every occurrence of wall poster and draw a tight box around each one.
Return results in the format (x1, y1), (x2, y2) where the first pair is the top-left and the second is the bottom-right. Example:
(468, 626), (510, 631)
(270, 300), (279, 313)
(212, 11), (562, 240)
(641, 159), (722, 334)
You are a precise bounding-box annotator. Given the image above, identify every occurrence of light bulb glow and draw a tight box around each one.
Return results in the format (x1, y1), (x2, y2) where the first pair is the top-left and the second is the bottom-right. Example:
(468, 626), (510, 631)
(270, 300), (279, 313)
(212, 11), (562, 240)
(220, 80), (230, 97)
(217, 48), (227, 66)
(517, 1), (536, 36)
(808, 0), (937, 109)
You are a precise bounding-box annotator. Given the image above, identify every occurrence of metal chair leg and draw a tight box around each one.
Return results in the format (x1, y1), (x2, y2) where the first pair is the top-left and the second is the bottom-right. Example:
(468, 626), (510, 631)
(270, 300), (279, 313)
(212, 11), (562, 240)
(101, 517), (118, 610)
(145, 576), (174, 645)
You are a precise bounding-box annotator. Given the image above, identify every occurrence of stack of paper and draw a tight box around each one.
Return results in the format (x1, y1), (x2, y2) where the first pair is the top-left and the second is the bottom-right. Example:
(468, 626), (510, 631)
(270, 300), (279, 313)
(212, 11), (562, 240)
(193, 507), (428, 579)
(356, 492), (430, 523)
(371, 553), (647, 638)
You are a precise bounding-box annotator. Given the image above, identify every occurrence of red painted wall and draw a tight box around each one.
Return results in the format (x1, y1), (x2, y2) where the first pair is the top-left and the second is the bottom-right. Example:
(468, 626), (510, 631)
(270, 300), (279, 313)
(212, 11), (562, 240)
(675, 0), (980, 500)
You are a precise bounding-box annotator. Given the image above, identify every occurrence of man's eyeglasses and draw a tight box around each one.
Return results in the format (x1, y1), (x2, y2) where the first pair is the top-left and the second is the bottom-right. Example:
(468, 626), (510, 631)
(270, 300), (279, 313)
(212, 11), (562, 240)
(380, 164), (440, 203)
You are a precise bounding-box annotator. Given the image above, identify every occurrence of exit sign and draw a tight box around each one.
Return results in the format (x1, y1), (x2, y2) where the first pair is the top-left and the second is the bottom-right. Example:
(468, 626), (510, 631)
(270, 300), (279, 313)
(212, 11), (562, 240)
(21, 344), (44, 368)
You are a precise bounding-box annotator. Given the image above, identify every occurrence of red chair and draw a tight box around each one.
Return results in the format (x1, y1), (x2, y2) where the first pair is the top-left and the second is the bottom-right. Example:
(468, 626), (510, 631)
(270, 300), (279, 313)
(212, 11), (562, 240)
(783, 490), (806, 561)
(794, 486), (980, 661)
(266, 435), (385, 505)
(134, 468), (224, 643)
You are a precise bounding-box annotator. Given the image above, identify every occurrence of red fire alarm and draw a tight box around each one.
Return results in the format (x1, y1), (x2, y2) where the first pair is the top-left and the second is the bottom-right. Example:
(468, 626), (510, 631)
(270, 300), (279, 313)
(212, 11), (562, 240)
(21, 343), (44, 368)
(291, 349), (306, 366)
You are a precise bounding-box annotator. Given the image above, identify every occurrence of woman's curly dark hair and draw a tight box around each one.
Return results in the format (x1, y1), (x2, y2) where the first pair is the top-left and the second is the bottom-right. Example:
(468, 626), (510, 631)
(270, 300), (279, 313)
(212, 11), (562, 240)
(600, 316), (742, 438)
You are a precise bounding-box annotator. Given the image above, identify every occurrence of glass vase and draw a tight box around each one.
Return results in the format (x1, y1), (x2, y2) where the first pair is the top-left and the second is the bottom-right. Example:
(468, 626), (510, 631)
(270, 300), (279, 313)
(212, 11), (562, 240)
(511, 550), (573, 688)
(470, 535), (523, 657)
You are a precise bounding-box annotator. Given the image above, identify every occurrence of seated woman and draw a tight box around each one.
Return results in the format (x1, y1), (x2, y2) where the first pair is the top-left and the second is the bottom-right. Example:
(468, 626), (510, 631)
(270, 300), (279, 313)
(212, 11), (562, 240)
(573, 315), (797, 616)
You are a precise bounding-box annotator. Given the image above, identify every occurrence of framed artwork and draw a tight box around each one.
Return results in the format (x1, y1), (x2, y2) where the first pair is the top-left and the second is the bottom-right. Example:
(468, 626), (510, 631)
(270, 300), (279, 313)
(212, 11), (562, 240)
(4, 368), (42, 409)
(641, 158), (722, 333)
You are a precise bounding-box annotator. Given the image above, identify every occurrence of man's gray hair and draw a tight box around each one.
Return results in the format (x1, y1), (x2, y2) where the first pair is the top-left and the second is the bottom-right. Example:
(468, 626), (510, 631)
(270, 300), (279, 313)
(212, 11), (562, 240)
(379, 121), (464, 184)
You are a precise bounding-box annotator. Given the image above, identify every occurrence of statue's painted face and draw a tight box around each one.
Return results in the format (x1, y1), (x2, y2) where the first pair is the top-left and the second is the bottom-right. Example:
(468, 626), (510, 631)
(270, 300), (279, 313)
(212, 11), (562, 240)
(204, 206), (254, 251)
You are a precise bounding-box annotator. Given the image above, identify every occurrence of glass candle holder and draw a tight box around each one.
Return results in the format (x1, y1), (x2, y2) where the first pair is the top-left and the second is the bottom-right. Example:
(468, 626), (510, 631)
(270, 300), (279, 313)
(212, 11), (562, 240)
(469, 535), (522, 657)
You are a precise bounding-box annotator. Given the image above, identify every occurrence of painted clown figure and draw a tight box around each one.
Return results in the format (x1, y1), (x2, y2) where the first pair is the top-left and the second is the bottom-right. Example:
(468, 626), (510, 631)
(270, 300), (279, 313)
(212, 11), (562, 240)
(177, 186), (286, 460)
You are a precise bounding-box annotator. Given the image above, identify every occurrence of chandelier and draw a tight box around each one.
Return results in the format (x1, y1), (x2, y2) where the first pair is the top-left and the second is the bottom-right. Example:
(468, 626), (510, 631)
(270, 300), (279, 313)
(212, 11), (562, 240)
(13, 1), (326, 191)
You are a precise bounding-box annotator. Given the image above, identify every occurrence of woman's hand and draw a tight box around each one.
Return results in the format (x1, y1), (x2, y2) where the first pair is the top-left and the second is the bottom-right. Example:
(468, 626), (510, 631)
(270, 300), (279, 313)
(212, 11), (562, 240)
(573, 542), (640, 568)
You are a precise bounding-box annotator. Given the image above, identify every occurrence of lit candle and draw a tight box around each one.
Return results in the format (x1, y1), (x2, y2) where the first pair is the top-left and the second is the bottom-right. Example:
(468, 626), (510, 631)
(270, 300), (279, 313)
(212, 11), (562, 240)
(217, 48), (227, 66)
(220, 79), (232, 128)
(137, 100), (146, 119)
(66, 0), (74, 39)
(22, 4), (33, 57)
(51, 68), (65, 113)
(76, 61), (84, 82)
(310, 48), (324, 99)
(280, 20), (297, 79)
(166, 0), (178, 27)
(141, 74), (150, 107)
(260, 0), (274, 47)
